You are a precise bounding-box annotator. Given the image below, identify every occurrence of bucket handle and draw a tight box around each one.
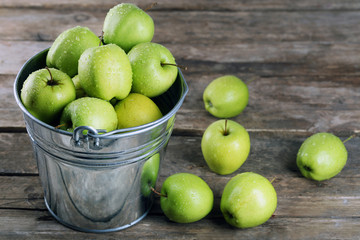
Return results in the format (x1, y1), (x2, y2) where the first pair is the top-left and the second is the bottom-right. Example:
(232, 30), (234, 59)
(73, 126), (106, 149)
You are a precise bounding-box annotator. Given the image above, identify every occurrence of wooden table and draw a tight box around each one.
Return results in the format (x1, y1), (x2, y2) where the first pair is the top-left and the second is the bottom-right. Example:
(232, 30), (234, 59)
(1, 1), (360, 239)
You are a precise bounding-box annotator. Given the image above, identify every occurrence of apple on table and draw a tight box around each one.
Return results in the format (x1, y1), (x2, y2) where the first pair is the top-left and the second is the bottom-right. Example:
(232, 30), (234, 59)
(159, 173), (214, 223)
(201, 119), (251, 175)
(297, 132), (348, 181)
(203, 75), (249, 118)
(221, 172), (277, 229)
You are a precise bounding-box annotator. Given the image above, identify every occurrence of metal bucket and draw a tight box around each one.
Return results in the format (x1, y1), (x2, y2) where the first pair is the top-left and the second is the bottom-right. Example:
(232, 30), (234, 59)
(13, 48), (188, 233)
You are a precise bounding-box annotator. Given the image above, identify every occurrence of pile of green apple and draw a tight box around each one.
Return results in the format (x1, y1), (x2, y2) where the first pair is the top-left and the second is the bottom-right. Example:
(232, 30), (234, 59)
(21, 3), (179, 132)
(157, 74), (350, 229)
(153, 75), (276, 228)
(169, 74), (347, 229)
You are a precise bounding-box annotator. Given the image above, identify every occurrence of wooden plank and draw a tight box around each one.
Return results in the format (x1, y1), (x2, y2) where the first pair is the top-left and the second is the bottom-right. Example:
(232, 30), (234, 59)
(0, 176), (44, 210)
(0, 41), (49, 75)
(0, 74), (25, 129)
(3, 41), (360, 75)
(5, 101), (360, 134)
(0, 209), (360, 239)
(173, 109), (360, 137)
(2, 174), (360, 219)
(1, 134), (360, 223)
(164, 135), (360, 178)
(1, 133), (358, 176)
(7, 73), (360, 105)
(2, 0), (360, 11)
(0, 133), (36, 174)
(2, 9), (360, 44)
(9, 75), (360, 133)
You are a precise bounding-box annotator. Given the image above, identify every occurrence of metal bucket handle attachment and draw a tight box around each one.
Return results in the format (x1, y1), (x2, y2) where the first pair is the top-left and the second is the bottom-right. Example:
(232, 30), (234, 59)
(72, 126), (107, 150)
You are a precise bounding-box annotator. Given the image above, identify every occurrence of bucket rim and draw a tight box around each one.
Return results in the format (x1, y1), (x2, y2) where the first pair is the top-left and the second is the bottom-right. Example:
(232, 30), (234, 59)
(14, 48), (189, 139)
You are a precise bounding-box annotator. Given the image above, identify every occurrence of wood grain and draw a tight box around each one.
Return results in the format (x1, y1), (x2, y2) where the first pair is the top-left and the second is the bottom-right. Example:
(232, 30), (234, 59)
(5, 71), (360, 133)
(2, 0), (360, 11)
(1, 133), (358, 176)
(0, 208), (359, 240)
(2, 9), (360, 44)
(1, 134), (359, 223)
(2, 0), (360, 238)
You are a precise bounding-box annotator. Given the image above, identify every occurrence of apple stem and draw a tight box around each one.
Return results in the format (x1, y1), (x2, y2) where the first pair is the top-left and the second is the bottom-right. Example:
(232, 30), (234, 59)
(161, 62), (188, 71)
(144, 2), (158, 12)
(270, 177), (276, 184)
(55, 123), (66, 129)
(98, 31), (104, 46)
(343, 134), (356, 144)
(223, 119), (229, 136)
(150, 186), (167, 198)
(45, 67), (57, 86)
(246, 76), (258, 84)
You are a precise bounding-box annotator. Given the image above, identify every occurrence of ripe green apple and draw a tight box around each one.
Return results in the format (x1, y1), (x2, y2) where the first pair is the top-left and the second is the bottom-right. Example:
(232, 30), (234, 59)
(20, 68), (76, 125)
(127, 42), (178, 98)
(103, 3), (154, 53)
(78, 44), (133, 101)
(160, 173), (213, 223)
(59, 97), (118, 133)
(140, 153), (160, 197)
(221, 172), (277, 229)
(297, 132), (348, 181)
(46, 26), (100, 77)
(71, 75), (87, 99)
(201, 119), (250, 175)
(203, 75), (249, 118)
(114, 93), (163, 129)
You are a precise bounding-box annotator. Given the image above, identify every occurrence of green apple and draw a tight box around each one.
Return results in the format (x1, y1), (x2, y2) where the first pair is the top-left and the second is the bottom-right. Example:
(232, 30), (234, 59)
(160, 173), (213, 223)
(103, 3), (154, 53)
(127, 42), (178, 98)
(140, 153), (160, 197)
(201, 119), (250, 175)
(221, 172), (277, 229)
(59, 97), (118, 133)
(20, 67), (76, 125)
(203, 75), (249, 118)
(297, 132), (348, 181)
(114, 93), (163, 129)
(46, 26), (100, 77)
(71, 75), (87, 99)
(78, 44), (133, 101)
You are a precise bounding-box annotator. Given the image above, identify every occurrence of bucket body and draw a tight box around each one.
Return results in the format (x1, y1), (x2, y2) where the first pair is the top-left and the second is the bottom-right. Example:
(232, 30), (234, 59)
(14, 49), (188, 232)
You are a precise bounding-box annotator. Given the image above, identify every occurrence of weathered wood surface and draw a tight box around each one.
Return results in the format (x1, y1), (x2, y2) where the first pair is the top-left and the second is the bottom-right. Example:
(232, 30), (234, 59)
(2, 5), (360, 133)
(1, 133), (360, 238)
(1, 0), (360, 239)
(1, 208), (360, 240)
(2, 0), (360, 11)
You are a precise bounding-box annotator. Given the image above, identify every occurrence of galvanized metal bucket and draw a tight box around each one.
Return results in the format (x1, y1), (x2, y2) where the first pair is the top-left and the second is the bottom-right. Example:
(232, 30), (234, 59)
(13, 48), (188, 233)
